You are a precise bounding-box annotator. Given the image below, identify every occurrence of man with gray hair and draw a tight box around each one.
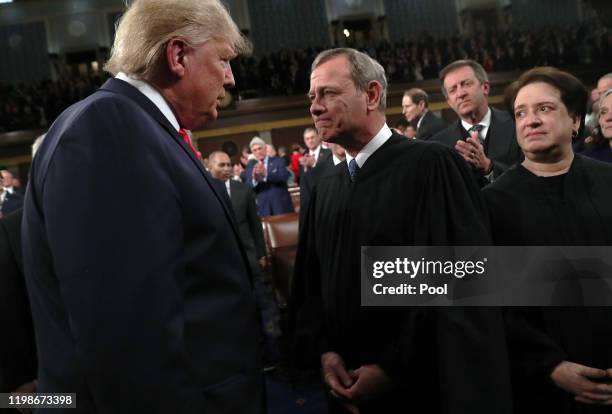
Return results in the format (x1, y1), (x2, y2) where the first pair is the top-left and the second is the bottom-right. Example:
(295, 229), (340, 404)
(585, 72), (612, 134)
(21, 1), (263, 412)
(431, 59), (522, 186)
(245, 136), (293, 216)
(401, 87), (447, 141)
(290, 48), (511, 413)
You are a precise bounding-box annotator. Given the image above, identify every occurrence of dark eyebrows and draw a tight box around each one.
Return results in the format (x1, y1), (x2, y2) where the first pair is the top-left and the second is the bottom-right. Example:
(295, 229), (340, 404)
(515, 100), (558, 110)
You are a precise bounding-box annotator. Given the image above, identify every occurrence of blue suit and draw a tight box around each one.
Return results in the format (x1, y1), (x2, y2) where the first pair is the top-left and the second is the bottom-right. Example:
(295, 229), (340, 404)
(22, 78), (263, 413)
(245, 156), (293, 216)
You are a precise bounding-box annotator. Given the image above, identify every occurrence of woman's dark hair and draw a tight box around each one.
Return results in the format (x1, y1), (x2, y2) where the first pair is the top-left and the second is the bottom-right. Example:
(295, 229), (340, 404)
(505, 66), (589, 139)
(587, 88), (612, 149)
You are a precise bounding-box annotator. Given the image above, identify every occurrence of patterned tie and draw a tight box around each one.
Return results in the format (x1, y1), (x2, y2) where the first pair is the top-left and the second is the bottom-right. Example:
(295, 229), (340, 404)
(468, 124), (485, 145)
(348, 158), (360, 182)
(178, 128), (201, 159)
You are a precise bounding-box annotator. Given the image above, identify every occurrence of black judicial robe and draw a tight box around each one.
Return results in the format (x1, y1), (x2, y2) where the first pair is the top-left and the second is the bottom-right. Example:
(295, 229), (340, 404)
(482, 155), (612, 414)
(290, 133), (513, 414)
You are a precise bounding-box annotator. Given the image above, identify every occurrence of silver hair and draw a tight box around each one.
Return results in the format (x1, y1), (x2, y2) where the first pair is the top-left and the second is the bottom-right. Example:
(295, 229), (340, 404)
(311, 48), (388, 111)
(599, 73), (612, 83)
(249, 136), (266, 149)
(32, 134), (46, 158)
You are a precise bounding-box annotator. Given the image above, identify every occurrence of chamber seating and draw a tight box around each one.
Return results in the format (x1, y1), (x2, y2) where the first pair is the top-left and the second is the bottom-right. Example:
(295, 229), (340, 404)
(261, 212), (299, 308)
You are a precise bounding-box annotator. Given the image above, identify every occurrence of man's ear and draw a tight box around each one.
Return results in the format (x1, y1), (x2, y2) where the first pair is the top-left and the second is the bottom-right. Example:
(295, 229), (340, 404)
(482, 80), (491, 97)
(365, 80), (383, 111)
(166, 38), (188, 78)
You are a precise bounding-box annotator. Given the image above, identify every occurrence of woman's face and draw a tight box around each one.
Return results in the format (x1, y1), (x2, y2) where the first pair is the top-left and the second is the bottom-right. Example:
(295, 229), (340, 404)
(514, 81), (580, 157)
(598, 93), (612, 139)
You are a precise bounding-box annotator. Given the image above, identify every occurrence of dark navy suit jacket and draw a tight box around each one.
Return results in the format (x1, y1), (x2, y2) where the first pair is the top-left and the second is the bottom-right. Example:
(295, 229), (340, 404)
(21, 78), (263, 413)
(245, 156), (293, 216)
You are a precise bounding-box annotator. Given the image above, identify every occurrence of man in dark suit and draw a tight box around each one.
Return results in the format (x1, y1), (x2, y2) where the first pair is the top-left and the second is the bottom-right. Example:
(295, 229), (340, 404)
(0, 209), (37, 395)
(245, 136), (294, 216)
(431, 60), (522, 186)
(0, 169), (24, 218)
(21, 1), (263, 412)
(401, 88), (447, 141)
(300, 127), (331, 173)
(209, 150), (282, 366)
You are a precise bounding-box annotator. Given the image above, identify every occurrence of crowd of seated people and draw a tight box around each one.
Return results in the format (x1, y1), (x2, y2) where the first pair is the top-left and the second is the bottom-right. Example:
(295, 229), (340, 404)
(1, 22), (610, 133)
(232, 22), (611, 97)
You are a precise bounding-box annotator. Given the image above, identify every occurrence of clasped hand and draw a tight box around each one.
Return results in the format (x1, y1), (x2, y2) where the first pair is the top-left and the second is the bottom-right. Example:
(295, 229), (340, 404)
(455, 135), (492, 173)
(321, 352), (391, 414)
(551, 361), (612, 405)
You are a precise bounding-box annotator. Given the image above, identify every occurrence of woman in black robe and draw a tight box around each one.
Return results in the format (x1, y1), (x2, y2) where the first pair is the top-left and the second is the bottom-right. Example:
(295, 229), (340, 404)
(483, 67), (612, 413)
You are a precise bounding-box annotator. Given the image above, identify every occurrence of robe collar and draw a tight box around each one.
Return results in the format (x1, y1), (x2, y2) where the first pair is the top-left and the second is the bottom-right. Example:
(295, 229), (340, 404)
(345, 123), (392, 172)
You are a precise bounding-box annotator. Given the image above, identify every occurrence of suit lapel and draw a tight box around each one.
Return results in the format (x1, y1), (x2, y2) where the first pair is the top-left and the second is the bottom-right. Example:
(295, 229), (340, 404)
(485, 107), (513, 159)
(99, 79), (245, 253)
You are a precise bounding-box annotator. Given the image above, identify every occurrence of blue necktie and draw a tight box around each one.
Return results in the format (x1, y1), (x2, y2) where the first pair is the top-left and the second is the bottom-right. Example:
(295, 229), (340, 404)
(348, 158), (360, 182)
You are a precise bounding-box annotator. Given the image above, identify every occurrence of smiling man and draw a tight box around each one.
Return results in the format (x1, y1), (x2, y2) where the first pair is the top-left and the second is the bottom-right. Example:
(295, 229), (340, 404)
(21, 1), (263, 413)
(431, 59), (522, 186)
(290, 48), (512, 414)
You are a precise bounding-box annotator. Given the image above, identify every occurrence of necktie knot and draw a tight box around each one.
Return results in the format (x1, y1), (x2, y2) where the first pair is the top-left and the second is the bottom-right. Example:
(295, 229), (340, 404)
(468, 124), (485, 144)
(179, 128), (201, 159)
(348, 159), (360, 182)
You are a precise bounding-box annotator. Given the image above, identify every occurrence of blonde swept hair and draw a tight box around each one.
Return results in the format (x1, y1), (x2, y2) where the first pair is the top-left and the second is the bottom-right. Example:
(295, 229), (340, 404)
(104, 0), (251, 80)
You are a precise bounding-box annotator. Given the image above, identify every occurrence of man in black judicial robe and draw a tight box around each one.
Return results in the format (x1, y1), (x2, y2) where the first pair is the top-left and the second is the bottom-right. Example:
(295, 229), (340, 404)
(290, 48), (512, 414)
(483, 155), (612, 414)
(298, 143), (345, 226)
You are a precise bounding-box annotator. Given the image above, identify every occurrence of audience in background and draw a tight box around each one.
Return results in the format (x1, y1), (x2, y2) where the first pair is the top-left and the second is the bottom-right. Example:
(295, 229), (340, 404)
(2, 23), (610, 132)
(581, 88), (612, 163)
(401, 87), (447, 141)
(245, 136), (294, 216)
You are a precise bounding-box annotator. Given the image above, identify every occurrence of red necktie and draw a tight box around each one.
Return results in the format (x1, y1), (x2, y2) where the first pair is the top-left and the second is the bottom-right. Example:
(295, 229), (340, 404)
(178, 128), (201, 159)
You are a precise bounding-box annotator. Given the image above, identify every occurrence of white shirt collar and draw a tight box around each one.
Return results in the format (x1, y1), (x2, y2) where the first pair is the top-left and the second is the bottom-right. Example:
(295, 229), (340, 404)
(461, 107), (492, 140)
(309, 145), (321, 161)
(345, 123), (392, 170)
(416, 110), (427, 130)
(116, 72), (180, 132)
(224, 179), (231, 196)
(332, 155), (343, 166)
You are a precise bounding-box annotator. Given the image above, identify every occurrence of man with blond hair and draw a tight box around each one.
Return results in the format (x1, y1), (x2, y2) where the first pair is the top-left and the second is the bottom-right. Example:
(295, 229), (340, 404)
(21, 1), (263, 412)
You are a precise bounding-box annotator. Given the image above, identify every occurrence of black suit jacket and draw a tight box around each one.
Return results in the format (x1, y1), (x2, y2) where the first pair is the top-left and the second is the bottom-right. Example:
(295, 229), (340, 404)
(415, 111), (448, 141)
(302, 147), (331, 173)
(22, 78), (263, 413)
(0, 209), (37, 393)
(430, 106), (522, 185)
(1, 191), (24, 217)
(229, 180), (266, 269)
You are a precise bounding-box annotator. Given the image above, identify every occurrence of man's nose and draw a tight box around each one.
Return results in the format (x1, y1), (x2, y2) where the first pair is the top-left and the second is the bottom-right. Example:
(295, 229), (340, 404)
(224, 64), (235, 88)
